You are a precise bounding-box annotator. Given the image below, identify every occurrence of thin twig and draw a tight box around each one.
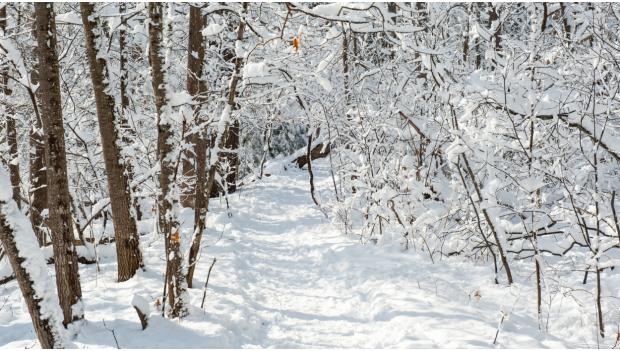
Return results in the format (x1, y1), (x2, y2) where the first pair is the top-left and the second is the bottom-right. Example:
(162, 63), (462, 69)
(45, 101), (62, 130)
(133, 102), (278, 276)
(102, 319), (120, 349)
(200, 258), (217, 309)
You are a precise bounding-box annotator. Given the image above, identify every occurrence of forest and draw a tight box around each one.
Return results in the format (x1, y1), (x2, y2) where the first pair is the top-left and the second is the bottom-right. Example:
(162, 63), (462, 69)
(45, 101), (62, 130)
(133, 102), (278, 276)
(0, 2), (619, 348)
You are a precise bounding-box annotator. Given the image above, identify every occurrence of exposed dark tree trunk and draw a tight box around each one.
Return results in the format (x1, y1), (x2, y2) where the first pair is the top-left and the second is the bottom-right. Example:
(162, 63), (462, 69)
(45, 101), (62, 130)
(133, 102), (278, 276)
(179, 7), (202, 207)
(187, 3), (247, 287)
(462, 3), (471, 63)
(118, 2), (142, 222)
(220, 5), (248, 196)
(34, 2), (84, 327)
(29, 67), (48, 247)
(0, 181), (65, 348)
(80, 2), (143, 282)
(148, 2), (188, 319)
(214, 11), (245, 196)
(540, 3), (548, 33)
(559, 3), (571, 41)
(222, 120), (240, 194)
(186, 5), (208, 288)
(0, 5), (21, 209)
(342, 28), (351, 121)
(487, 3), (502, 55)
(179, 128), (196, 207)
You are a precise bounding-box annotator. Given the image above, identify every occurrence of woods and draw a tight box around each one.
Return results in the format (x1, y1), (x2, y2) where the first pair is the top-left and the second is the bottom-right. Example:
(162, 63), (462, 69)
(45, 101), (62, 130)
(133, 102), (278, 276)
(0, 2), (619, 348)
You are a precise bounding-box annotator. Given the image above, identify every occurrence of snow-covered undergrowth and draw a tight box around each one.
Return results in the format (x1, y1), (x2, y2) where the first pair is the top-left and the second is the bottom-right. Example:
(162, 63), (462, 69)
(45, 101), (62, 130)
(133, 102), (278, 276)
(0, 160), (614, 348)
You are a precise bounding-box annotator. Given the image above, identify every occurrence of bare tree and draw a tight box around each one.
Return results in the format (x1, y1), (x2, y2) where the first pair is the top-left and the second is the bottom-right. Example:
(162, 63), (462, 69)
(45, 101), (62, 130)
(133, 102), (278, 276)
(148, 2), (188, 318)
(187, 3), (247, 287)
(34, 2), (83, 326)
(27, 15), (48, 247)
(185, 4), (207, 288)
(0, 168), (65, 348)
(80, 2), (143, 282)
(0, 5), (21, 209)
(29, 78), (47, 247)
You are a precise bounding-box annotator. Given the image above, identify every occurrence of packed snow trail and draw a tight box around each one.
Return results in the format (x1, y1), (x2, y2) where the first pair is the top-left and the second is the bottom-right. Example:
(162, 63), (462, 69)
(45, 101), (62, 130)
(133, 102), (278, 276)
(187, 162), (566, 348)
(0, 160), (587, 348)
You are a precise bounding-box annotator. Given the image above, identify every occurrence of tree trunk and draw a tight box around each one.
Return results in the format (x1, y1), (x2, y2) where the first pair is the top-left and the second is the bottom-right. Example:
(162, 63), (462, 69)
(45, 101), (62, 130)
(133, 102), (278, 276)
(185, 5), (207, 288)
(148, 2), (188, 318)
(180, 5), (207, 208)
(187, 3), (247, 287)
(487, 3), (502, 55)
(0, 6), (21, 209)
(29, 65), (48, 247)
(80, 3), (142, 282)
(118, 2), (142, 222)
(34, 2), (84, 327)
(215, 10), (245, 196)
(80, 2), (143, 282)
(219, 4), (247, 196)
(0, 169), (65, 348)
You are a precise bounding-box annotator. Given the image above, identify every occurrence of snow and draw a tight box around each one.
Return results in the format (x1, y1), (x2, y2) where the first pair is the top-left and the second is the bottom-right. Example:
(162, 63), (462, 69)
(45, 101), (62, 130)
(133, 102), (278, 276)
(0, 169), (66, 348)
(209, 105), (232, 166)
(315, 74), (332, 92)
(235, 41), (245, 59)
(168, 91), (193, 107)
(316, 52), (335, 74)
(243, 61), (269, 78)
(131, 295), (150, 315)
(55, 12), (83, 25)
(0, 160), (607, 348)
(310, 3), (345, 17)
(202, 23), (225, 37)
(0, 37), (33, 89)
(0, 172), (12, 202)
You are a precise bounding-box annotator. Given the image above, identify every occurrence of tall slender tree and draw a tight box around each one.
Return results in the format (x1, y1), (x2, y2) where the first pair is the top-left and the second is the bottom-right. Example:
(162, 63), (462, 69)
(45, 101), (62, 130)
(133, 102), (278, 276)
(148, 2), (188, 318)
(0, 5), (21, 209)
(185, 4), (207, 288)
(34, 2), (84, 327)
(29, 66), (47, 247)
(80, 2), (143, 282)
(187, 3), (247, 287)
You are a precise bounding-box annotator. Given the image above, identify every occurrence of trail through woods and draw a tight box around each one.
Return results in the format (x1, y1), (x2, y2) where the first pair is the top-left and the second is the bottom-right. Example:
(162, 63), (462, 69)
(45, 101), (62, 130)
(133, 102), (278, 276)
(0, 160), (602, 348)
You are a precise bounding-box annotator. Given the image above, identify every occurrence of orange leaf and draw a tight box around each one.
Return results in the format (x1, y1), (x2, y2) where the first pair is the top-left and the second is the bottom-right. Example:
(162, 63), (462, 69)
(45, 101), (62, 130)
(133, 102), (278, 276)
(292, 36), (300, 52)
(171, 230), (180, 243)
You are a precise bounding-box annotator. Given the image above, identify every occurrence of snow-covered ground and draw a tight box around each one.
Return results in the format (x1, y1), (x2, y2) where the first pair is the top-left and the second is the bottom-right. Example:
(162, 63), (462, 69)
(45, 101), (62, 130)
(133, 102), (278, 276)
(0, 160), (610, 348)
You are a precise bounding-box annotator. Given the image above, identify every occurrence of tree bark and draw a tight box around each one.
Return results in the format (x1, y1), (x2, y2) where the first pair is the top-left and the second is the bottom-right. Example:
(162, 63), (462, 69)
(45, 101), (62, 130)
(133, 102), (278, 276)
(180, 5), (207, 208)
(148, 2), (188, 318)
(215, 10), (245, 196)
(0, 174), (65, 348)
(118, 2), (142, 222)
(0, 5), (21, 209)
(185, 5), (207, 288)
(487, 3), (502, 55)
(80, 2), (143, 282)
(29, 67), (48, 247)
(34, 2), (84, 327)
(187, 3), (247, 287)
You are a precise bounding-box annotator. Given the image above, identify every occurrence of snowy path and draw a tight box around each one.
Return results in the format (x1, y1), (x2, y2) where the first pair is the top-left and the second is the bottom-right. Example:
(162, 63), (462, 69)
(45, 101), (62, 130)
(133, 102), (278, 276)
(186, 163), (567, 348)
(1, 161), (576, 348)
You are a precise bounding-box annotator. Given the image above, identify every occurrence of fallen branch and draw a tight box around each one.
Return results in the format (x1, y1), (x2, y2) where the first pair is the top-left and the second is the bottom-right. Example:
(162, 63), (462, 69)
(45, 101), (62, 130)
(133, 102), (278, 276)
(294, 142), (331, 169)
